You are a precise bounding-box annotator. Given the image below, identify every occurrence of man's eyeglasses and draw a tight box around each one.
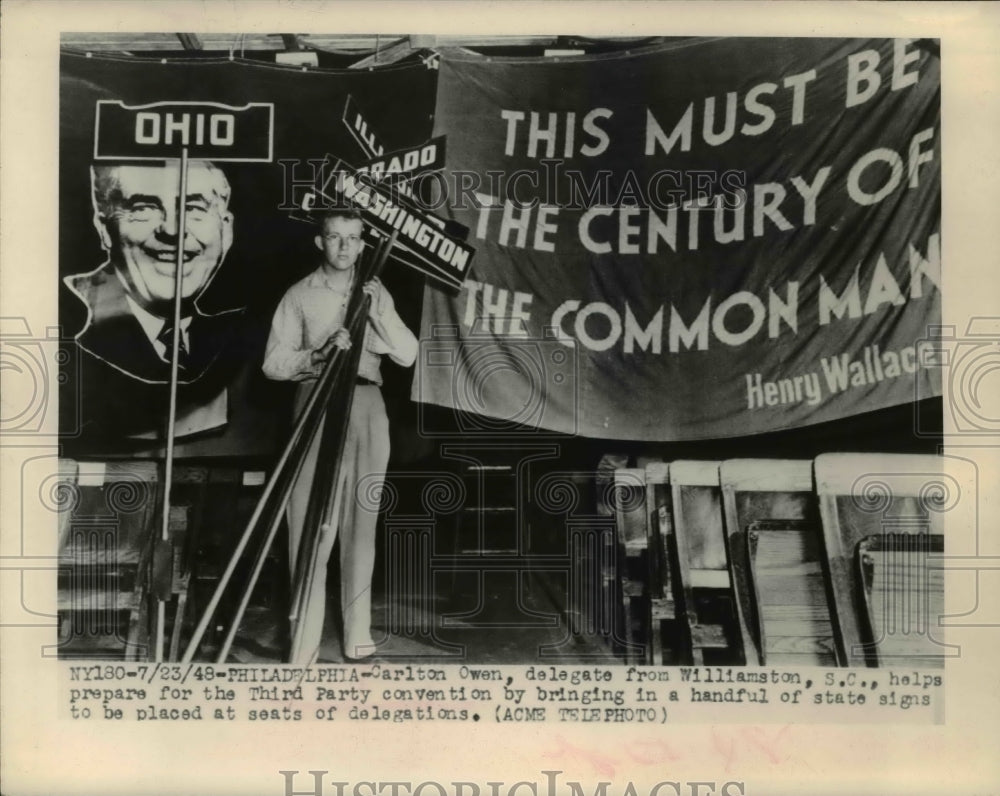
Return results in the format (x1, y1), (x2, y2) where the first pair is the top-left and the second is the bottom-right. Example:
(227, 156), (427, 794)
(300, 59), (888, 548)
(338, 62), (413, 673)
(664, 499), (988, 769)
(323, 233), (362, 247)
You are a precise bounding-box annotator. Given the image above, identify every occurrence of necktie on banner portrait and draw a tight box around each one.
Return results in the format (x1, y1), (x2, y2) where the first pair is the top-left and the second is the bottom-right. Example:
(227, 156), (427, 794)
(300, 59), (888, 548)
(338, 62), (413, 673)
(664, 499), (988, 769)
(415, 38), (941, 440)
(59, 51), (438, 457)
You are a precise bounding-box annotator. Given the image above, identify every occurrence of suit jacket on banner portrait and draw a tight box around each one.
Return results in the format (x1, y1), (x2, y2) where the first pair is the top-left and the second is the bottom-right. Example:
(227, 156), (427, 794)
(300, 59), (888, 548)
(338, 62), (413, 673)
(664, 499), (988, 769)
(62, 262), (248, 451)
(58, 49), (438, 458)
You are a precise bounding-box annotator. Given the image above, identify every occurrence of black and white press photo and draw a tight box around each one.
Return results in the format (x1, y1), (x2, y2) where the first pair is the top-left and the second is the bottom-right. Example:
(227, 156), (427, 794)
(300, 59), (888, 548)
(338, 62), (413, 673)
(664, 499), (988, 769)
(49, 33), (951, 672)
(5, 4), (1000, 796)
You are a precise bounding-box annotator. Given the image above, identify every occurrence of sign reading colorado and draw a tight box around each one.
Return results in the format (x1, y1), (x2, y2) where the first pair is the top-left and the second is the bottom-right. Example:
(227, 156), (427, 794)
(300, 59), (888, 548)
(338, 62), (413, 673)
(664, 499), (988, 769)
(94, 100), (275, 161)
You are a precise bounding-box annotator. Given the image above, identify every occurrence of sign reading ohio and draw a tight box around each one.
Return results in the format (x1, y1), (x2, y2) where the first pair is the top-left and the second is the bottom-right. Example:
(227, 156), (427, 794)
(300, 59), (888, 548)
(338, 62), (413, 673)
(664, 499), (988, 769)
(94, 100), (275, 161)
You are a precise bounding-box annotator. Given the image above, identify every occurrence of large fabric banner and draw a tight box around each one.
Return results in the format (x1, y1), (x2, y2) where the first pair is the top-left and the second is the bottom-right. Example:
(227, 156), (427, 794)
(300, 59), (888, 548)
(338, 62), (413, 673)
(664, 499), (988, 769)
(416, 38), (941, 440)
(59, 51), (436, 457)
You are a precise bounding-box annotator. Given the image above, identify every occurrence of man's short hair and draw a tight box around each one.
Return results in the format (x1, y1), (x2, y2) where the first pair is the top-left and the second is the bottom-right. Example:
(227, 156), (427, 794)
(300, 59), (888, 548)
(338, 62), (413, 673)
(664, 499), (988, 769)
(315, 206), (364, 229)
(90, 160), (232, 219)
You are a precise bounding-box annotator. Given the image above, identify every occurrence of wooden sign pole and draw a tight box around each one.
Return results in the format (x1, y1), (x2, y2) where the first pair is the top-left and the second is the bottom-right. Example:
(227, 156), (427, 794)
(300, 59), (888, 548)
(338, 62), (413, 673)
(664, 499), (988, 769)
(155, 146), (190, 662)
(92, 100), (274, 663)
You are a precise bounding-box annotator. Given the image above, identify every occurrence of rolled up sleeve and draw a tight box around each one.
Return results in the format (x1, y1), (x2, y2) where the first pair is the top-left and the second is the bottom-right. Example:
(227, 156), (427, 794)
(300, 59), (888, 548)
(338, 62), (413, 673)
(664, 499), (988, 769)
(262, 292), (317, 382)
(366, 291), (418, 368)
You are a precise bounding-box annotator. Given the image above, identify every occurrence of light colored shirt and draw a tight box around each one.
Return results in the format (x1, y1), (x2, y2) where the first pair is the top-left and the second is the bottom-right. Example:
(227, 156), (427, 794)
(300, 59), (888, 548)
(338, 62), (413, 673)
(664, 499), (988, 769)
(262, 266), (417, 385)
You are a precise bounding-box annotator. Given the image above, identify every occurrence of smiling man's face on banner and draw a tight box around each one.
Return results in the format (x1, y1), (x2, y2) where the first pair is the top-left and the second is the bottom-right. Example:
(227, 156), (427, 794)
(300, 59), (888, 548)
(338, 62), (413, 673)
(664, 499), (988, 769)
(92, 160), (234, 312)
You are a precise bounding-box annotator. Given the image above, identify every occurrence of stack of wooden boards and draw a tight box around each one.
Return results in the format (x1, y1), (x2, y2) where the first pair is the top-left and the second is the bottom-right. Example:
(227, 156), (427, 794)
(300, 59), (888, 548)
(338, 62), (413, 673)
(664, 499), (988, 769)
(611, 454), (956, 668)
(52, 452), (958, 667)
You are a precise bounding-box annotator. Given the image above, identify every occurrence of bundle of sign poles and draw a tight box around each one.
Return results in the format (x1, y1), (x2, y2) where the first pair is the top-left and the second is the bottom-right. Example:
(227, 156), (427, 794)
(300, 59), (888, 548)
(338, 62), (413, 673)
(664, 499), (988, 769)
(163, 228), (399, 664)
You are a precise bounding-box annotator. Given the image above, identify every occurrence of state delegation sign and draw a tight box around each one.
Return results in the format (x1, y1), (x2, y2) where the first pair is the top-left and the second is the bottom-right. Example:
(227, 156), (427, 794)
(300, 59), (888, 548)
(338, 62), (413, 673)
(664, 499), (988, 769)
(94, 100), (275, 161)
(313, 157), (473, 292)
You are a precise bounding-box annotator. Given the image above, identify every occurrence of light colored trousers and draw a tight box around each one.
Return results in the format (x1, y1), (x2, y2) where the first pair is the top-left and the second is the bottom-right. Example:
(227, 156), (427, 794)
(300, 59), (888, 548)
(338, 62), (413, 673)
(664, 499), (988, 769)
(287, 383), (390, 662)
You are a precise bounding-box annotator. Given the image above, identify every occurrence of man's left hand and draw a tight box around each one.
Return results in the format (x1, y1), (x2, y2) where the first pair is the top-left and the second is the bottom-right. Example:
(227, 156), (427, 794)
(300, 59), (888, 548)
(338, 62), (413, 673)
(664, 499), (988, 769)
(363, 278), (388, 319)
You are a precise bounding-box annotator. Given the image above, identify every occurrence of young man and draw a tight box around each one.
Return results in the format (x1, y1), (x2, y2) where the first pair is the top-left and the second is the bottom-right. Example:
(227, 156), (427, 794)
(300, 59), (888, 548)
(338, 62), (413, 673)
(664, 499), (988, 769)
(262, 208), (417, 662)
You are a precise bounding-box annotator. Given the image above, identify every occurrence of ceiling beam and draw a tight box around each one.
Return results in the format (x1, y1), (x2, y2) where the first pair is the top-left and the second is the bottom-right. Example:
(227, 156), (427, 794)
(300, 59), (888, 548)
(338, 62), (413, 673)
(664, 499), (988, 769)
(349, 36), (420, 69)
(60, 32), (662, 56)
